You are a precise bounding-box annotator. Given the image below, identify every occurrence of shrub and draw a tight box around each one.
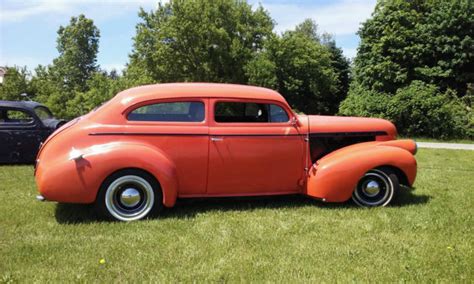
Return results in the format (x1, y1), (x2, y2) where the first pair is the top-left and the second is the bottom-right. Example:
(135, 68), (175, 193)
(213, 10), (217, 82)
(387, 81), (470, 139)
(339, 81), (471, 139)
(338, 84), (391, 118)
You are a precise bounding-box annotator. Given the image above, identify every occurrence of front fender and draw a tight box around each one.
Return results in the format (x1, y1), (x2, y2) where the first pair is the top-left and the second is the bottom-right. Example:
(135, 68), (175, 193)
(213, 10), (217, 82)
(36, 142), (179, 207)
(306, 144), (417, 202)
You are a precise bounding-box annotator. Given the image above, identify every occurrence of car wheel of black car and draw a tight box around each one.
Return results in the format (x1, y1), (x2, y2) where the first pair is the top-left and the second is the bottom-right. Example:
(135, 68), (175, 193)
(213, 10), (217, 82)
(96, 169), (163, 221)
(352, 168), (399, 207)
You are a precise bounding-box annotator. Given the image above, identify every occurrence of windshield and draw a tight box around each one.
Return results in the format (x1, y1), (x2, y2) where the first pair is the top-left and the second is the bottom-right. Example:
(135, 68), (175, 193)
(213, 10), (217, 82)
(34, 106), (53, 120)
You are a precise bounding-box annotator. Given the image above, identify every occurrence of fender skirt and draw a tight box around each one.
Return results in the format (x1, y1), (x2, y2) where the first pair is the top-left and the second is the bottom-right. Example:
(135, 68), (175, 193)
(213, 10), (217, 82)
(306, 140), (417, 202)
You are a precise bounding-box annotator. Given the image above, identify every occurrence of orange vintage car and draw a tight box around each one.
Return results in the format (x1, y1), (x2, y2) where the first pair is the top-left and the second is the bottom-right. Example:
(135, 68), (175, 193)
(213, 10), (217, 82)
(35, 83), (417, 221)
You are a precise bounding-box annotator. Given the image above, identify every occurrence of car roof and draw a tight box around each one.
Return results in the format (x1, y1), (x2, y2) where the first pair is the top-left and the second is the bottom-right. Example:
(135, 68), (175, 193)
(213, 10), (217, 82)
(89, 83), (291, 123)
(114, 83), (287, 107)
(0, 100), (45, 110)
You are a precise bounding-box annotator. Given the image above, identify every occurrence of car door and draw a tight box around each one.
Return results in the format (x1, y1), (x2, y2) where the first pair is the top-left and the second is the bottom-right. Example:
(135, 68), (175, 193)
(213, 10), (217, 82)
(125, 98), (209, 195)
(207, 98), (306, 195)
(0, 107), (42, 163)
(0, 108), (14, 163)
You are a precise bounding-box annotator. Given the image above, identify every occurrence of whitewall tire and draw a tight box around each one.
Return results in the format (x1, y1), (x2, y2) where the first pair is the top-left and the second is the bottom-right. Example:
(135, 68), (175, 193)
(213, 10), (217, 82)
(352, 168), (399, 207)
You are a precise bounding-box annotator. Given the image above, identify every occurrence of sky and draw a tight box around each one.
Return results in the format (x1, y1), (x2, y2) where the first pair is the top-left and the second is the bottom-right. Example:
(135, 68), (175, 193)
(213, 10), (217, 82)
(0, 0), (376, 73)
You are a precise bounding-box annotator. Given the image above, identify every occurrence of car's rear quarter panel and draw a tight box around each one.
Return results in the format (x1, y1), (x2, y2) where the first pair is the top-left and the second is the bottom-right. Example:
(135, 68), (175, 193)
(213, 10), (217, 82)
(35, 119), (211, 207)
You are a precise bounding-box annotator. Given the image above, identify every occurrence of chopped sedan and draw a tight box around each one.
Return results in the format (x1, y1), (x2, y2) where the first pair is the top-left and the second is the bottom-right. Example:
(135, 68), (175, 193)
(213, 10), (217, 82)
(35, 83), (417, 221)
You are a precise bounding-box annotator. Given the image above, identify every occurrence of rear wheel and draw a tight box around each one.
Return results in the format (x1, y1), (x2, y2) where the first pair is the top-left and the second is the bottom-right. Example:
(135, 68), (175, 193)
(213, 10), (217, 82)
(352, 168), (399, 207)
(96, 169), (162, 221)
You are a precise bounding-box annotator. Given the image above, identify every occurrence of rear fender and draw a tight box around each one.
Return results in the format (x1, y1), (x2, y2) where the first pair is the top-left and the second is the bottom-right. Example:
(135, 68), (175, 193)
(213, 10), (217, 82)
(306, 145), (417, 202)
(37, 142), (179, 207)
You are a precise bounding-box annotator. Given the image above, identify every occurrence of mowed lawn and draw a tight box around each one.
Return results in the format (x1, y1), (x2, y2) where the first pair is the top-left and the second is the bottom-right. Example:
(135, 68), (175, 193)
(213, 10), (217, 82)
(0, 149), (473, 282)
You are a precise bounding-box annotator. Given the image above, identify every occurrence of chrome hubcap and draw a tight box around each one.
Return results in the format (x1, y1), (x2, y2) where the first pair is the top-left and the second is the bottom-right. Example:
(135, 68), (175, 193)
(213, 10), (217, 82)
(352, 169), (393, 207)
(120, 188), (141, 207)
(362, 180), (380, 197)
(105, 175), (155, 221)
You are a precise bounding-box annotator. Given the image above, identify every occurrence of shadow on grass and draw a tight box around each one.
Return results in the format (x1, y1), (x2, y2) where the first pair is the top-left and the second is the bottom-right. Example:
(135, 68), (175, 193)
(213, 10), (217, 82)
(54, 195), (322, 224)
(392, 186), (431, 207)
(161, 195), (332, 219)
(55, 203), (101, 224)
(55, 188), (430, 224)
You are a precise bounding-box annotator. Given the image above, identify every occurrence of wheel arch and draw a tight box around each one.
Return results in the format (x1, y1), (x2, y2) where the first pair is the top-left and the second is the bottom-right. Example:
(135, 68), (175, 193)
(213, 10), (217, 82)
(376, 165), (409, 187)
(306, 145), (417, 202)
(88, 143), (179, 207)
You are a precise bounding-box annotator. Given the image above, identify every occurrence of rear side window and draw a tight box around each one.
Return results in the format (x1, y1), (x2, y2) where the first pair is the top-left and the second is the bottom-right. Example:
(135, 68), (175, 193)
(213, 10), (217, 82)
(128, 101), (204, 122)
(34, 106), (53, 120)
(215, 102), (289, 123)
(0, 109), (35, 125)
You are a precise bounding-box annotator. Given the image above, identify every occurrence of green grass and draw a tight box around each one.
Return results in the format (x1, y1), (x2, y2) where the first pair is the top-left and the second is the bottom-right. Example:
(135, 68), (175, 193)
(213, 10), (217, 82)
(401, 136), (474, 144)
(1, 149), (473, 282)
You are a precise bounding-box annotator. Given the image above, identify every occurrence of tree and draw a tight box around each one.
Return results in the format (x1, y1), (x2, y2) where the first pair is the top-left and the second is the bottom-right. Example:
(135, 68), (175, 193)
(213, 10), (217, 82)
(247, 19), (347, 114)
(54, 14), (100, 92)
(66, 71), (123, 117)
(322, 36), (351, 114)
(294, 18), (320, 42)
(126, 0), (274, 84)
(247, 31), (338, 114)
(340, 0), (473, 138)
(293, 20), (351, 112)
(30, 65), (65, 117)
(418, 0), (474, 96)
(353, 0), (473, 96)
(32, 15), (101, 118)
(287, 19), (350, 114)
(0, 66), (32, 101)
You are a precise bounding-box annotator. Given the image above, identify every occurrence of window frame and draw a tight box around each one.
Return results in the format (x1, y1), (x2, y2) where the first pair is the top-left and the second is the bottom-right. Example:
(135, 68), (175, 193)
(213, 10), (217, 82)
(34, 106), (54, 121)
(124, 98), (207, 125)
(0, 107), (38, 129)
(211, 98), (293, 126)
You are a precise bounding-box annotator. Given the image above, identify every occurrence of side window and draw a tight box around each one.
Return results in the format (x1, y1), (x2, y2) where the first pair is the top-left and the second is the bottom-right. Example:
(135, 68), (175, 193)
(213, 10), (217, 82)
(214, 102), (289, 123)
(128, 101), (204, 122)
(269, 104), (289, 122)
(0, 109), (35, 125)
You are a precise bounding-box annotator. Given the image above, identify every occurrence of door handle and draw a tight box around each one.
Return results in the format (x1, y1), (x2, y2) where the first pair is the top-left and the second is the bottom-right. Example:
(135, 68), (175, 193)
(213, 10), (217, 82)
(211, 137), (223, 142)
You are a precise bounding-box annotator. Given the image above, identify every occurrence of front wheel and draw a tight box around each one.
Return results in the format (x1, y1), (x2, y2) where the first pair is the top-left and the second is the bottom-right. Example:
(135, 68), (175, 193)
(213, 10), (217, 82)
(96, 169), (162, 221)
(352, 168), (399, 207)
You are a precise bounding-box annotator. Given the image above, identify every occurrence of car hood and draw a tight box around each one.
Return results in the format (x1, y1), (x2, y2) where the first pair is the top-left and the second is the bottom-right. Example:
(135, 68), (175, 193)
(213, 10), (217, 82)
(300, 115), (397, 138)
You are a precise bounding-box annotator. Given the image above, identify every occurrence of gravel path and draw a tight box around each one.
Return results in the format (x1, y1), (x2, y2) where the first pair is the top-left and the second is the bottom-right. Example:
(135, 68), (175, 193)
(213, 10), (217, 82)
(417, 142), (474, 150)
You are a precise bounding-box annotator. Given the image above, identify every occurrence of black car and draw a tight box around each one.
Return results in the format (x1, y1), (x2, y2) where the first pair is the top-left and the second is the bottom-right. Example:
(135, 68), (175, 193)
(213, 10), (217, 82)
(0, 100), (65, 164)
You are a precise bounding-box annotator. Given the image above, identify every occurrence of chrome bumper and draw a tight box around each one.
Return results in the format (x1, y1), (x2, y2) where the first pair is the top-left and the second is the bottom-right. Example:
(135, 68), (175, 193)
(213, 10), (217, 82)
(36, 195), (46, 201)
